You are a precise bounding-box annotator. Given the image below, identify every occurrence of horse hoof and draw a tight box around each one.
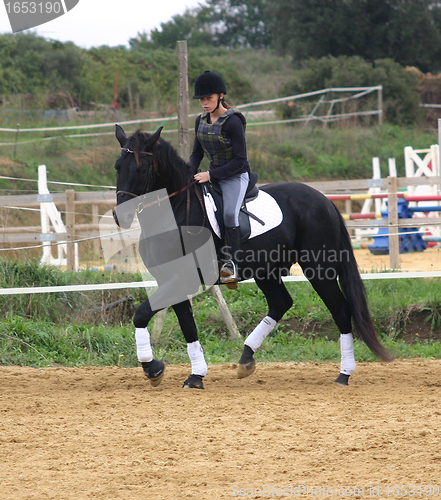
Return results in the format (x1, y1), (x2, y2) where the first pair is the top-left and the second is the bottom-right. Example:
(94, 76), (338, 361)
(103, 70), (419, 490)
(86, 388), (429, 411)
(237, 359), (256, 379)
(183, 374), (204, 389)
(334, 373), (350, 386)
(226, 282), (238, 290)
(142, 360), (165, 387)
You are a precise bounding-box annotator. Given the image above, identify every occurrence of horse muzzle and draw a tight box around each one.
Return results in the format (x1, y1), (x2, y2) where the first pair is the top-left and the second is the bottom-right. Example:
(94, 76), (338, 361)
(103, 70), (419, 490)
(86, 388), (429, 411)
(113, 207), (134, 229)
(112, 208), (120, 227)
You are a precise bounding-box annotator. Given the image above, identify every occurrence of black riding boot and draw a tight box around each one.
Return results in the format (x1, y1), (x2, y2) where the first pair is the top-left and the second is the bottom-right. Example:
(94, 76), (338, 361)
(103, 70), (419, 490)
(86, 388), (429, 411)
(220, 226), (241, 284)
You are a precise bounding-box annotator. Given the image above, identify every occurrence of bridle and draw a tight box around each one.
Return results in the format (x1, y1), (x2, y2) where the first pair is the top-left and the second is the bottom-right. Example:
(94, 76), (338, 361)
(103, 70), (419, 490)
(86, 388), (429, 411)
(115, 147), (206, 232)
(115, 147), (154, 199)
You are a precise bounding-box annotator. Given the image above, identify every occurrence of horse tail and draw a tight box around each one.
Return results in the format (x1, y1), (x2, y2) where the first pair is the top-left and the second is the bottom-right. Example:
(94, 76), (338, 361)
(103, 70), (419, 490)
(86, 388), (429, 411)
(336, 207), (393, 362)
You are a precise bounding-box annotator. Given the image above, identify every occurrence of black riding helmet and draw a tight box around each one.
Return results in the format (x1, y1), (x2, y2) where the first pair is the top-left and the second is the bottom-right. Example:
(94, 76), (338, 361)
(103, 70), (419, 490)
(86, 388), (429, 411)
(193, 71), (227, 99)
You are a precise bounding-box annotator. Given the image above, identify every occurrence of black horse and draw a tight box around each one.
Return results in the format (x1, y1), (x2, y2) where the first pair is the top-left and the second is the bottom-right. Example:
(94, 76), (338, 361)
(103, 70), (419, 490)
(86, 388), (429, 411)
(113, 125), (392, 389)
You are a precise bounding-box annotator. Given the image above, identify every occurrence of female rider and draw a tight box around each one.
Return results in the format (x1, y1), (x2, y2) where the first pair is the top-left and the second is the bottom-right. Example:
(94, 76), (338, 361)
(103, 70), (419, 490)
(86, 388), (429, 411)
(190, 70), (250, 284)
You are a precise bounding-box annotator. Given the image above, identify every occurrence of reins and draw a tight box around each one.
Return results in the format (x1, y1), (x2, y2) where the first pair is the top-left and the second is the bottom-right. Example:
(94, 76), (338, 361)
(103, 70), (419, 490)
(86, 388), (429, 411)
(137, 179), (199, 210)
(136, 179), (207, 235)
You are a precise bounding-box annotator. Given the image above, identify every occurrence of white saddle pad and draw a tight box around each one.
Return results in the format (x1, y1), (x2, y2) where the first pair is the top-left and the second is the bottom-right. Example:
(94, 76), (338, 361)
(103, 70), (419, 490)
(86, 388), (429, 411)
(204, 189), (283, 240)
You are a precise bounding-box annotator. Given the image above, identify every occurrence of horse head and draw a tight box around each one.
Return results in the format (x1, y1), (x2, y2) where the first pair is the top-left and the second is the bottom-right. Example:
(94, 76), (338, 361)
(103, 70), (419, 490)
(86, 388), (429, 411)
(113, 124), (163, 228)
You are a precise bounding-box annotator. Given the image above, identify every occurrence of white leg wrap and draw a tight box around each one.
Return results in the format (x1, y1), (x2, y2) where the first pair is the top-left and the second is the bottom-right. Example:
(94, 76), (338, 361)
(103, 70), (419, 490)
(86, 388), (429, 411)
(135, 327), (153, 363)
(244, 316), (277, 352)
(187, 341), (208, 377)
(340, 333), (356, 375)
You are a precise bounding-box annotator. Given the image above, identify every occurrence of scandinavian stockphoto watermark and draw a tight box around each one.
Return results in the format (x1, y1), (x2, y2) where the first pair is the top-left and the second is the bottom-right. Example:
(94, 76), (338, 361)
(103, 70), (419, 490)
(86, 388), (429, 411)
(4, 0), (79, 33)
(230, 484), (440, 498)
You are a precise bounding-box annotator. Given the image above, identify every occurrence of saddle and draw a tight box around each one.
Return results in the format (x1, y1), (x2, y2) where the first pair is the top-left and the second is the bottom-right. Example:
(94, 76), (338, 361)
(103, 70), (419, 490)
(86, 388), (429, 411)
(203, 171), (264, 243)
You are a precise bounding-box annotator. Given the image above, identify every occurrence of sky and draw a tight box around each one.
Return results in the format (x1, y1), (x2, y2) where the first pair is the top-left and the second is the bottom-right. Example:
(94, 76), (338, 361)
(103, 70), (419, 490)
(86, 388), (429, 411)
(0, 0), (205, 48)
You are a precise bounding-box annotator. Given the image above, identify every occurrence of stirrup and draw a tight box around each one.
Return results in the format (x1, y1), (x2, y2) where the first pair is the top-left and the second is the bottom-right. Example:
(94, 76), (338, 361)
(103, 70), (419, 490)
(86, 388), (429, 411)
(220, 260), (238, 283)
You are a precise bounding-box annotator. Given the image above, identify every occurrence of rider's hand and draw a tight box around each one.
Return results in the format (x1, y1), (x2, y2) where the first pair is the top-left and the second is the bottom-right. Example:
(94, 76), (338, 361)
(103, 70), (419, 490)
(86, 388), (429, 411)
(194, 172), (210, 183)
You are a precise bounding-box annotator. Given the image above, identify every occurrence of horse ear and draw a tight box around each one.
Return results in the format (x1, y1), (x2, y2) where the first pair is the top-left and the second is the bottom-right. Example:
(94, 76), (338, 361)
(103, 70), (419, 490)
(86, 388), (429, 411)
(146, 126), (163, 149)
(115, 124), (127, 147)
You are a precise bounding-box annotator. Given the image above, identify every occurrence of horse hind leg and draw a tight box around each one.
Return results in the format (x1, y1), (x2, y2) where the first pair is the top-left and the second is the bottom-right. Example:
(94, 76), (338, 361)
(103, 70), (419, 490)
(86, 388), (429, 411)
(238, 277), (293, 379)
(304, 269), (355, 386)
(334, 333), (355, 387)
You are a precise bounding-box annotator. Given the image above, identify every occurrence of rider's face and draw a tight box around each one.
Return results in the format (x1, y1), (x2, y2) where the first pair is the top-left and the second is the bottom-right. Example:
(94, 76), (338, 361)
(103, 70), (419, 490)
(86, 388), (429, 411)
(199, 93), (224, 114)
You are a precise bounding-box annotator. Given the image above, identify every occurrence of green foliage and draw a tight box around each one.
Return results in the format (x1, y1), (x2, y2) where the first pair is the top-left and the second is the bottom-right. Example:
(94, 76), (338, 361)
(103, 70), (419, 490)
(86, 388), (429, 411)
(246, 124), (437, 183)
(0, 258), (147, 325)
(0, 32), (431, 128)
(197, 0), (271, 49)
(131, 7), (214, 50)
(280, 56), (423, 125)
(132, 0), (271, 50)
(0, 33), (84, 97)
(268, 0), (441, 72)
(0, 318), (138, 367)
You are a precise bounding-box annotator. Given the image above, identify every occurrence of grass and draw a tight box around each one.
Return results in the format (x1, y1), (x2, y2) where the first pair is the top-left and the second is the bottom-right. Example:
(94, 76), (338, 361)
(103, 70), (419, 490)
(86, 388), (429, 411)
(2, 316), (441, 369)
(0, 117), (440, 368)
(1, 115), (438, 194)
(0, 259), (440, 367)
(246, 123), (438, 183)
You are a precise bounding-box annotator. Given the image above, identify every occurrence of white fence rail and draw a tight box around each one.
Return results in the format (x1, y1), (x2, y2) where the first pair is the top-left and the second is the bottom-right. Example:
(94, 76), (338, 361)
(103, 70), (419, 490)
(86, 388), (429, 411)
(0, 86), (383, 147)
(0, 175), (440, 274)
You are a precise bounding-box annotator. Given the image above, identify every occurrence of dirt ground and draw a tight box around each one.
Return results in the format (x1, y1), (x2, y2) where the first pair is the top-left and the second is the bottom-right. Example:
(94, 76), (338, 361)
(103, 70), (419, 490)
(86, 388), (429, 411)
(290, 245), (441, 275)
(1, 360), (441, 500)
(353, 245), (441, 273)
(1, 248), (440, 500)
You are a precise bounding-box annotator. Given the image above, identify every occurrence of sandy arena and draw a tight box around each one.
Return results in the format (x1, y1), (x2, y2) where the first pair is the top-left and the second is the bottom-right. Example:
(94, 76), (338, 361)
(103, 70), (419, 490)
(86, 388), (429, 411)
(1, 247), (440, 499)
(1, 361), (441, 500)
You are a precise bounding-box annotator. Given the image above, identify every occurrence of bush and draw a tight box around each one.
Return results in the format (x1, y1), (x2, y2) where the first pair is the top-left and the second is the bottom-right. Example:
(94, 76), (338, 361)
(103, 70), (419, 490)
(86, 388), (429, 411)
(280, 56), (423, 125)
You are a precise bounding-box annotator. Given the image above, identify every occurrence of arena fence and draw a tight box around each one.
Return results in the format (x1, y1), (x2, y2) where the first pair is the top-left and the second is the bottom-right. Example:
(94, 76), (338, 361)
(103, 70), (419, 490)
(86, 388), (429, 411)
(0, 174), (440, 275)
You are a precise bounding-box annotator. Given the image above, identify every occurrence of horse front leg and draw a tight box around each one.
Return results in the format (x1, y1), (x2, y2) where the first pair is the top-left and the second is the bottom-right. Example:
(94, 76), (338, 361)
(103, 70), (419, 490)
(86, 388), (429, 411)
(133, 299), (166, 387)
(133, 263), (203, 388)
(172, 300), (207, 389)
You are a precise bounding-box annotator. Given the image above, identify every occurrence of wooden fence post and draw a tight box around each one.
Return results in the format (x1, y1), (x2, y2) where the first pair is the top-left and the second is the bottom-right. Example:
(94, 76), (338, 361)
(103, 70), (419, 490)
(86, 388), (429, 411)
(378, 85), (383, 126)
(66, 190), (76, 271)
(92, 204), (100, 257)
(177, 40), (190, 162)
(210, 285), (241, 340)
(387, 176), (400, 269)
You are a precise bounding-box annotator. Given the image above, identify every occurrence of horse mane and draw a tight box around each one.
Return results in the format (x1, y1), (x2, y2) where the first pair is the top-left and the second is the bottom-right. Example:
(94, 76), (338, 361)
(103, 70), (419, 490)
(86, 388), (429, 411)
(130, 130), (193, 193)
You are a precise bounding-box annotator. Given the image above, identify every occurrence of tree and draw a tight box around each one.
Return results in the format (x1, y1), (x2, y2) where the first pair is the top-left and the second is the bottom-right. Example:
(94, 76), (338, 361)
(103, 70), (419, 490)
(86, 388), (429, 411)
(268, 0), (441, 72)
(201, 0), (271, 48)
(129, 7), (214, 50)
(130, 0), (271, 50)
(0, 33), (84, 96)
